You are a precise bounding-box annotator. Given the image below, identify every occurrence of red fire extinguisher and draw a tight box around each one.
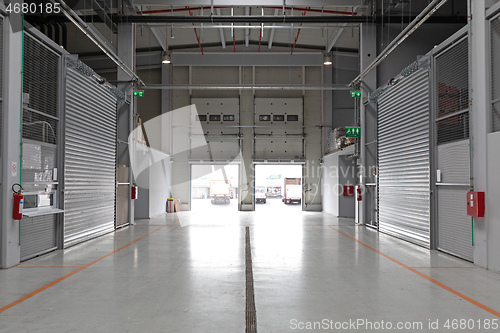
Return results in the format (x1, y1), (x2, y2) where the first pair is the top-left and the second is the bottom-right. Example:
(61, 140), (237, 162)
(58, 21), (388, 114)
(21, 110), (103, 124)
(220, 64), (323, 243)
(12, 183), (23, 220)
(357, 187), (362, 202)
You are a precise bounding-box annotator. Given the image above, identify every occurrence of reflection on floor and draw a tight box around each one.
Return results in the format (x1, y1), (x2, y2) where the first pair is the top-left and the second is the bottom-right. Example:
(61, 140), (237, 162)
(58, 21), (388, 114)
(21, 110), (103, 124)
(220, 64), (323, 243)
(1, 210), (500, 332)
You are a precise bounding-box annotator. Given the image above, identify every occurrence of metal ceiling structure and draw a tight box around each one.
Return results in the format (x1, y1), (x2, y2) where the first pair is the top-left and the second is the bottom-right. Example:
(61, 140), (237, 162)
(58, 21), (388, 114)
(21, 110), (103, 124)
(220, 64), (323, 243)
(23, 0), (467, 87)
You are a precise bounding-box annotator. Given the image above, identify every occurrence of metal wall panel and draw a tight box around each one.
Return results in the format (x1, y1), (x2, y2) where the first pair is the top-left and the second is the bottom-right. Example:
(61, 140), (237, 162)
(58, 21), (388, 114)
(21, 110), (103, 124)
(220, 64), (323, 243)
(254, 98), (304, 160)
(434, 35), (473, 261)
(64, 68), (117, 248)
(491, 15), (500, 132)
(378, 68), (431, 247)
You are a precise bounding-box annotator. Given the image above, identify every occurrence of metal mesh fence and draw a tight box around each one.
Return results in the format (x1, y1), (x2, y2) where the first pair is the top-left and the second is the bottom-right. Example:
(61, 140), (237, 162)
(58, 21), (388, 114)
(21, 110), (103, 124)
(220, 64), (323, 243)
(435, 38), (469, 144)
(22, 33), (60, 143)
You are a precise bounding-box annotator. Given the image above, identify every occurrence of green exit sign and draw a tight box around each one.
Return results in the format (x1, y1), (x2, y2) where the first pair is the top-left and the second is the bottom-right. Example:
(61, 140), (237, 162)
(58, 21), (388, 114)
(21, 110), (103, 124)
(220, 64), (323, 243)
(350, 91), (361, 98)
(345, 126), (361, 137)
(133, 90), (144, 97)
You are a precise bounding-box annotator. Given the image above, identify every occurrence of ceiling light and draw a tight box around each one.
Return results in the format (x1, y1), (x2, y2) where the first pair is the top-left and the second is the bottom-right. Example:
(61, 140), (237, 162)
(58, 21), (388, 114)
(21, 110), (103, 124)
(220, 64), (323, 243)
(162, 53), (171, 64)
(323, 54), (332, 66)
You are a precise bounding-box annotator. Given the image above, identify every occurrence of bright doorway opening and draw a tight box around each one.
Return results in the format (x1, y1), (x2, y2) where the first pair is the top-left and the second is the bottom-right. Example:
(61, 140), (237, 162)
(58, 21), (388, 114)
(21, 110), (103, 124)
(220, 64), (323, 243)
(254, 165), (303, 212)
(191, 164), (239, 212)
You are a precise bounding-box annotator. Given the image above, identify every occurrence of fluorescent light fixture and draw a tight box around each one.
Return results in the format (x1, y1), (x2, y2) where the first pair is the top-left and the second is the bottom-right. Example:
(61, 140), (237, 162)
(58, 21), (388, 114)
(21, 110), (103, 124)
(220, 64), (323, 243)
(323, 54), (332, 66)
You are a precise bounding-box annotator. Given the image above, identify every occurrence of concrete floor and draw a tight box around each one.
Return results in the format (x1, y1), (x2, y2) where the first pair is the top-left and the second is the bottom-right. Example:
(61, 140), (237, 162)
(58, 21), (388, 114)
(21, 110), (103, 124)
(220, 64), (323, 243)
(1, 210), (500, 332)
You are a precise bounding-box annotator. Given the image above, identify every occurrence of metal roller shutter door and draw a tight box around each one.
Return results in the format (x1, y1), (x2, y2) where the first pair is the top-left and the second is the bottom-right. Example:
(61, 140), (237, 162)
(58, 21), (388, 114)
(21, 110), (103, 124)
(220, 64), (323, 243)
(377, 68), (431, 247)
(64, 68), (117, 248)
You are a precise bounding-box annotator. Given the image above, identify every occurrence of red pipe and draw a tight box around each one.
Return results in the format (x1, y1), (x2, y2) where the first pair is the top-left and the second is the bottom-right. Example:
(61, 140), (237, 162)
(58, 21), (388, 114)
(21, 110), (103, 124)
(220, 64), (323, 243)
(139, 6), (230, 15)
(264, 6), (357, 16)
(187, 7), (204, 55)
(291, 9), (307, 55)
(233, 32), (236, 52)
(258, 30), (262, 52)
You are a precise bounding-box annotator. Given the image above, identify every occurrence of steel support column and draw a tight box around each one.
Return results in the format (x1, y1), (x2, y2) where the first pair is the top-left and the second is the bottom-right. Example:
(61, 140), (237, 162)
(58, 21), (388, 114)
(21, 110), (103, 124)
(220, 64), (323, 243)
(470, 0), (489, 268)
(117, 23), (135, 226)
(1, 16), (23, 268)
(359, 23), (377, 226)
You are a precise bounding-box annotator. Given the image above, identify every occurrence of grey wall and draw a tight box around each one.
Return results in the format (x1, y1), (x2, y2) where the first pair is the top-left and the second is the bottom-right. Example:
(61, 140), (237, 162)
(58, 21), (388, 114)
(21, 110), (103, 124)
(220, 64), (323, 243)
(377, 24), (466, 85)
(332, 53), (358, 130)
(135, 168), (150, 219)
(322, 153), (340, 217)
(133, 68), (173, 218)
(321, 146), (356, 218)
(338, 155), (356, 218)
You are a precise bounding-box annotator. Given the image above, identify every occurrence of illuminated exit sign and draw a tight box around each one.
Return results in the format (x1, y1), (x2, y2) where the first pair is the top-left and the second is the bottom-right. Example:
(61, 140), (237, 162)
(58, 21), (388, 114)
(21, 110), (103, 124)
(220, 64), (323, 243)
(133, 90), (144, 97)
(350, 91), (361, 98)
(345, 126), (361, 138)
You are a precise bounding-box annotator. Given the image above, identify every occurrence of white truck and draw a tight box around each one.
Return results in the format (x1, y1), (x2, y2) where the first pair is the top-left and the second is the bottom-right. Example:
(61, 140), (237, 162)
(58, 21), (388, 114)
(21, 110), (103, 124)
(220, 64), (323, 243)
(283, 178), (302, 204)
(210, 180), (232, 204)
(255, 186), (267, 204)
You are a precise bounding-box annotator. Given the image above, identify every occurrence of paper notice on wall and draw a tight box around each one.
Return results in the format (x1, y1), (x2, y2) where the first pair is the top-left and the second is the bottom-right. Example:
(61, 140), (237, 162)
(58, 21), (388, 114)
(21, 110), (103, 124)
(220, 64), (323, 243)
(22, 144), (42, 170)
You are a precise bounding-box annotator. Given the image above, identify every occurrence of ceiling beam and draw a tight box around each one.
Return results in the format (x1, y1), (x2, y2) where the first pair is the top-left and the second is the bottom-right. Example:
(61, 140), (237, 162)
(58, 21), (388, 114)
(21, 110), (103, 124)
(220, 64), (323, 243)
(245, 6), (250, 47)
(268, 9), (280, 50)
(90, 0), (117, 33)
(143, 84), (352, 90)
(216, 8), (226, 49)
(112, 15), (369, 24)
(170, 52), (324, 66)
(124, 0), (363, 6)
(326, 24), (347, 51)
(149, 25), (167, 51)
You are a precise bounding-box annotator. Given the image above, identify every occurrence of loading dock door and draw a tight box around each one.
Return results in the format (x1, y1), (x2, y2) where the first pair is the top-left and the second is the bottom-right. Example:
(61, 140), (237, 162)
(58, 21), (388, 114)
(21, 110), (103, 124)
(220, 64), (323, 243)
(377, 65), (431, 248)
(254, 98), (304, 160)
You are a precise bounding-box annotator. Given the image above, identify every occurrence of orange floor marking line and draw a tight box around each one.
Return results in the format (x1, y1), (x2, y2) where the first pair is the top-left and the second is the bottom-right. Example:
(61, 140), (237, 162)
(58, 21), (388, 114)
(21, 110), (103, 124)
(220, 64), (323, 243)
(0, 225), (167, 314)
(412, 266), (477, 269)
(17, 266), (83, 269)
(328, 226), (500, 318)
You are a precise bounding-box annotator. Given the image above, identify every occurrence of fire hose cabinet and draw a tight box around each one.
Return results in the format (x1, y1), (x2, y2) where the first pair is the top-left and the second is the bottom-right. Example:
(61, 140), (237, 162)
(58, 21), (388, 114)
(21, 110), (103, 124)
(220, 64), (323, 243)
(343, 186), (354, 197)
(467, 191), (485, 218)
(131, 186), (138, 200)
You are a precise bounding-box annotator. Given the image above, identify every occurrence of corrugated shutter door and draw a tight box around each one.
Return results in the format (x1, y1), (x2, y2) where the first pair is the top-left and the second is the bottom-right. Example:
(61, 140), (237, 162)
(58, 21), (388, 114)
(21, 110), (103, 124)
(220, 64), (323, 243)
(64, 68), (117, 247)
(377, 68), (431, 247)
(21, 215), (57, 260)
(434, 36), (473, 261)
(491, 15), (500, 132)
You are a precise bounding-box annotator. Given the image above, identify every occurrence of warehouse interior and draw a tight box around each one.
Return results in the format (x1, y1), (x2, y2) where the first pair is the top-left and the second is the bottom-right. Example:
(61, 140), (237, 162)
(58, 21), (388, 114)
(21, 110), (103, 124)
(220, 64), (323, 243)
(2, 0), (500, 330)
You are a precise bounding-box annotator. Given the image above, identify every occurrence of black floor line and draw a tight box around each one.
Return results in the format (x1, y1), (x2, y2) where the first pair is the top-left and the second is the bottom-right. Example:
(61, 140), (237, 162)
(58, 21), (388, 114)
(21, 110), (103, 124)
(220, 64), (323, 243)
(245, 226), (257, 333)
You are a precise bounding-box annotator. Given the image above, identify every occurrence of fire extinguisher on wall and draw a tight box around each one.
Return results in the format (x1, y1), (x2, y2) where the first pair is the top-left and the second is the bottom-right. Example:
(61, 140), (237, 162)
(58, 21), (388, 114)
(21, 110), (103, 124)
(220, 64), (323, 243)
(12, 183), (23, 220)
(357, 187), (362, 202)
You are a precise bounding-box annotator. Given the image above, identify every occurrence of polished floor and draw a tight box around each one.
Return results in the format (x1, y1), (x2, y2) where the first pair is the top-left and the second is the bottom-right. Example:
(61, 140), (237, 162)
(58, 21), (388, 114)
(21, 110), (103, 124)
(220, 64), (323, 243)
(1, 207), (500, 332)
